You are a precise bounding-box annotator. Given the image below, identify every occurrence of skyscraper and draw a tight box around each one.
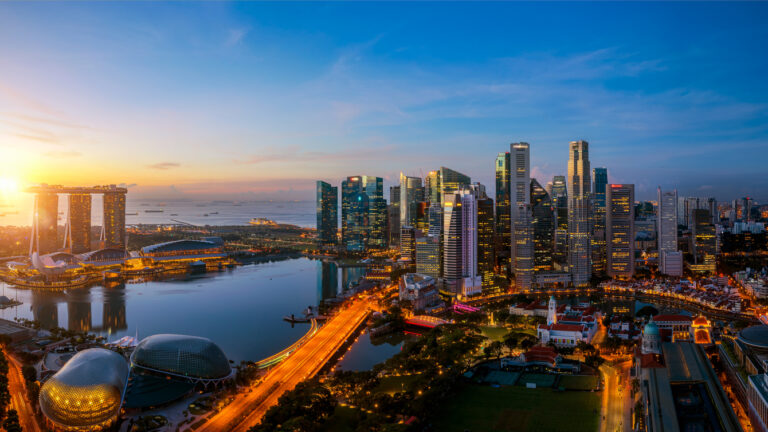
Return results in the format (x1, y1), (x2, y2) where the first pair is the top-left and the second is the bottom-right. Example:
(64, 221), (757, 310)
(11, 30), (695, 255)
(477, 196), (495, 288)
(530, 179), (554, 272)
(495, 152), (511, 274)
(425, 170), (441, 204)
(567, 140), (591, 287)
(514, 204), (534, 291)
(388, 186), (400, 246)
(439, 167), (471, 204)
(399, 173), (423, 228)
(30, 192), (59, 255)
(591, 167), (608, 276)
(443, 188), (482, 297)
(341, 176), (383, 251)
(316, 181), (338, 245)
(65, 193), (92, 254)
(657, 187), (682, 277)
(510, 142), (531, 265)
(400, 226), (416, 261)
(101, 187), (126, 250)
(551, 175), (568, 268)
(606, 184), (635, 279)
(415, 232), (441, 279)
(693, 209), (716, 273)
(442, 192), (462, 282)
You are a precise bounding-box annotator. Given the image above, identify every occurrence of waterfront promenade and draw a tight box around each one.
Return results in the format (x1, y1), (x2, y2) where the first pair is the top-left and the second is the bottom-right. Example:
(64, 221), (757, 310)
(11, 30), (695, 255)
(194, 298), (372, 432)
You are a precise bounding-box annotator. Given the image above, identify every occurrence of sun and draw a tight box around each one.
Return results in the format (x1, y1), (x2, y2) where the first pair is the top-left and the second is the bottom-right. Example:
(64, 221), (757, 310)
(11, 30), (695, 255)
(0, 177), (20, 196)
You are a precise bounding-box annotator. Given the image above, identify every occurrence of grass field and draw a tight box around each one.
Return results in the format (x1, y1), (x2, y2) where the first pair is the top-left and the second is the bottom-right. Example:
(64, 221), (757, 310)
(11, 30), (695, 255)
(431, 383), (600, 432)
(559, 375), (599, 391)
(376, 374), (421, 395)
(518, 373), (556, 388)
(480, 326), (510, 341)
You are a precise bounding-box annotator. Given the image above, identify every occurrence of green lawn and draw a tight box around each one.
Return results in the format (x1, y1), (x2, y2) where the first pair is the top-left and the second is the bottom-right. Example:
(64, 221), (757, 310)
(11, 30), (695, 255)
(431, 383), (600, 432)
(559, 375), (599, 391)
(480, 326), (510, 341)
(376, 374), (421, 395)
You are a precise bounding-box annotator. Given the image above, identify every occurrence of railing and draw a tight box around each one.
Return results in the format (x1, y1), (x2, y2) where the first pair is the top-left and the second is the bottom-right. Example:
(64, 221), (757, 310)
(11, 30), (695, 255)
(254, 319), (318, 369)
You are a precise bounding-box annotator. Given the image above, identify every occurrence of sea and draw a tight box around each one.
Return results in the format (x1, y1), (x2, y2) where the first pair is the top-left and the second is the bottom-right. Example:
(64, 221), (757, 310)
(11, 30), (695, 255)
(0, 198), (317, 228)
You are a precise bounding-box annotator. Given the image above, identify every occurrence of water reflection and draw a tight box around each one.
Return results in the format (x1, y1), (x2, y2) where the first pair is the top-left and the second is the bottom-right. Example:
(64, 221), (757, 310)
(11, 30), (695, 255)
(316, 261), (367, 303)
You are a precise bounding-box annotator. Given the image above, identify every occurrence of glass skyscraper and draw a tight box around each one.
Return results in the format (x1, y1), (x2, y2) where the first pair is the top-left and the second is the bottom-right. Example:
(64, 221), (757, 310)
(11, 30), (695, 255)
(591, 167), (608, 276)
(606, 184), (634, 279)
(341, 176), (383, 251)
(316, 181), (338, 245)
(567, 140), (591, 287)
(495, 152), (511, 274)
(530, 179), (554, 272)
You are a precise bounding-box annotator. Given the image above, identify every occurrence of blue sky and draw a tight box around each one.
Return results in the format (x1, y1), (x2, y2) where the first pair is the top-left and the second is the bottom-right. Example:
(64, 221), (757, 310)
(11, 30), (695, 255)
(1, 2), (767, 202)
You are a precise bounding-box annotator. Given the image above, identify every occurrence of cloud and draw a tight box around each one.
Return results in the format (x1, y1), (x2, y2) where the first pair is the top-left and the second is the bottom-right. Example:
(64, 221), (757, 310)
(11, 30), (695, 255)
(147, 162), (181, 170)
(225, 28), (249, 47)
(44, 150), (82, 158)
(12, 132), (59, 144)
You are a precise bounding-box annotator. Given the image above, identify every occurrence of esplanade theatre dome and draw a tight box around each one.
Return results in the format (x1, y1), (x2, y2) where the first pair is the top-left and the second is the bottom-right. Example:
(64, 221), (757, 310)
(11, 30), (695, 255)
(39, 348), (129, 431)
(130, 334), (231, 380)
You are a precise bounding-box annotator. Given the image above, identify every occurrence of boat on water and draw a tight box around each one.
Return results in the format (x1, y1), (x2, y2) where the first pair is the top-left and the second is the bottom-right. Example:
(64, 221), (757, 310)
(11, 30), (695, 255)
(209, 212), (219, 215)
(250, 217), (278, 226)
(170, 213), (178, 216)
(126, 212), (139, 216)
(145, 209), (164, 213)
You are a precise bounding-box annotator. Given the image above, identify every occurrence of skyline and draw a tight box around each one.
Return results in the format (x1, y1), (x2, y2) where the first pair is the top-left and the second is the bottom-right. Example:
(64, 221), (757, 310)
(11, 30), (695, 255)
(1, 2), (768, 202)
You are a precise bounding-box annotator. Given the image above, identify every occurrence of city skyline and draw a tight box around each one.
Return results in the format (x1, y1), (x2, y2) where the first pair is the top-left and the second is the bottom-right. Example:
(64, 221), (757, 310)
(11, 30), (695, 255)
(1, 2), (768, 203)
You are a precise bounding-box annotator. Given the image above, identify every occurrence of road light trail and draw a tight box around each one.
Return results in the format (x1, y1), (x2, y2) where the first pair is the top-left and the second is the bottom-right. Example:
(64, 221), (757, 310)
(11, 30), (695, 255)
(195, 299), (371, 432)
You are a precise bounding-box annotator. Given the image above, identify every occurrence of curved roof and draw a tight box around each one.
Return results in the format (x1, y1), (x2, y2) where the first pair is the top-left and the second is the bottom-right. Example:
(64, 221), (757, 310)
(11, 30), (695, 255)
(39, 348), (128, 430)
(644, 321), (660, 337)
(141, 240), (219, 254)
(131, 334), (231, 379)
(739, 325), (768, 349)
(79, 248), (128, 262)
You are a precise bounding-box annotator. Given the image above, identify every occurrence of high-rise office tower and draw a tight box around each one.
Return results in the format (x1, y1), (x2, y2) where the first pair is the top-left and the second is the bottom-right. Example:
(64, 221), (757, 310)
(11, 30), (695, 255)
(341, 176), (383, 251)
(510, 143), (531, 265)
(743, 197), (753, 222)
(657, 187), (682, 277)
(514, 204), (534, 291)
(65, 193), (92, 254)
(495, 152), (511, 274)
(399, 173), (423, 228)
(551, 175), (569, 268)
(693, 209), (716, 272)
(591, 167), (608, 276)
(685, 197), (700, 230)
(400, 226), (416, 261)
(530, 179), (554, 272)
(567, 140), (591, 286)
(30, 192), (59, 255)
(442, 193), (462, 282)
(443, 188), (482, 296)
(439, 167), (471, 204)
(427, 203), (442, 236)
(707, 198), (719, 225)
(477, 197), (495, 288)
(316, 181), (338, 245)
(388, 186), (401, 246)
(606, 184), (635, 279)
(425, 170), (441, 204)
(415, 232), (441, 279)
(101, 187), (126, 250)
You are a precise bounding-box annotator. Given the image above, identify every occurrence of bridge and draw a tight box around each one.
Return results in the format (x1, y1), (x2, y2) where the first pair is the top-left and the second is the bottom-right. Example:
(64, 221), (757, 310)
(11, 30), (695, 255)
(452, 302), (481, 314)
(254, 319), (318, 369)
(404, 315), (450, 329)
(194, 299), (372, 431)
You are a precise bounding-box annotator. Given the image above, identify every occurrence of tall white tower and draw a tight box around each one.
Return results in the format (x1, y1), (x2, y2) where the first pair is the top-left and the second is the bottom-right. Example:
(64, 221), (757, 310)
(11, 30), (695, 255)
(567, 140), (591, 287)
(547, 295), (558, 325)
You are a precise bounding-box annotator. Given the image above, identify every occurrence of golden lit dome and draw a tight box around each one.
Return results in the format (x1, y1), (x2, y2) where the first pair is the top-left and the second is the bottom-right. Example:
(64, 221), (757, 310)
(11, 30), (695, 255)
(39, 348), (128, 431)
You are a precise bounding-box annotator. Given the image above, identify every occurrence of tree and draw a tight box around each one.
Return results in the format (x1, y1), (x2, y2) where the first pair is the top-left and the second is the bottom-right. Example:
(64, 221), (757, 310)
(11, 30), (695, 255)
(2, 409), (21, 432)
(520, 338), (535, 350)
(21, 365), (36, 383)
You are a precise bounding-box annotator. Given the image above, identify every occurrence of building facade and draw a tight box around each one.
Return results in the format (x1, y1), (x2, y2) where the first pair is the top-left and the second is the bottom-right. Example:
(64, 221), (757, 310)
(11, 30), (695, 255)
(567, 140), (591, 286)
(606, 184), (635, 279)
(592, 167), (608, 276)
(316, 181), (338, 245)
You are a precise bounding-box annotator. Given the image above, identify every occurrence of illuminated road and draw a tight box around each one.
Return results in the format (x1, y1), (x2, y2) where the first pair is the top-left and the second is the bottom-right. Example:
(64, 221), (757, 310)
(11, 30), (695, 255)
(195, 299), (372, 432)
(4, 350), (41, 432)
(600, 362), (629, 432)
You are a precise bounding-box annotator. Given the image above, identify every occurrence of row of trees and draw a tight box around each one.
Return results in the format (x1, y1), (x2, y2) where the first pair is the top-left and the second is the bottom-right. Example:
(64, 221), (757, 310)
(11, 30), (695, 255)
(0, 349), (22, 431)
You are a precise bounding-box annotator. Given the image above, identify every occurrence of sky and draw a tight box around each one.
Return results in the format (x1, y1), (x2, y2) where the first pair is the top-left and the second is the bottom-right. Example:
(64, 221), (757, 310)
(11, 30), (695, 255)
(1, 1), (767, 204)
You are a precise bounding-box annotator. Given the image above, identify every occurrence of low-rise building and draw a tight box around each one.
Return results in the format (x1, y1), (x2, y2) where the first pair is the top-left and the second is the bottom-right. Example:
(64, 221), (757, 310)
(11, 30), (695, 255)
(399, 273), (442, 312)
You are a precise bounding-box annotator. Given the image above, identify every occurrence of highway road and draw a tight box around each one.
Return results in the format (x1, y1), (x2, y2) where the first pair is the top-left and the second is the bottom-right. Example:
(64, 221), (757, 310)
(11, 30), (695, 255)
(4, 350), (41, 432)
(195, 298), (372, 432)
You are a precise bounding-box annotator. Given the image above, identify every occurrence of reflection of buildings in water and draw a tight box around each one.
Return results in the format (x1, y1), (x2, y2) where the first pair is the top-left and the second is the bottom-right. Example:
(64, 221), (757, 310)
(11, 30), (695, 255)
(341, 266), (366, 292)
(102, 284), (127, 332)
(67, 290), (92, 332)
(317, 261), (338, 303)
(30, 290), (63, 329)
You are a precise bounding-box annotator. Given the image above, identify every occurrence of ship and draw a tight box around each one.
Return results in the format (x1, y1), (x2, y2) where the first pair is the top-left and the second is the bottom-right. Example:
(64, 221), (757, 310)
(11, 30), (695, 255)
(145, 209), (164, 213)
(250, 217), (278, 226)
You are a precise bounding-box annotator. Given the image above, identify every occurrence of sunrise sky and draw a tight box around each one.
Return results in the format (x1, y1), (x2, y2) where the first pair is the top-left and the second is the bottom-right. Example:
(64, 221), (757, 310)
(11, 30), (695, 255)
(1, 2), (767, 203)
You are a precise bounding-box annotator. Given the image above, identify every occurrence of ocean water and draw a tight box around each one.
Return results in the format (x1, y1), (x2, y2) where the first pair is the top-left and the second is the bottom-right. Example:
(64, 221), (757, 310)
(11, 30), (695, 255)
(0, 198), (316, 228)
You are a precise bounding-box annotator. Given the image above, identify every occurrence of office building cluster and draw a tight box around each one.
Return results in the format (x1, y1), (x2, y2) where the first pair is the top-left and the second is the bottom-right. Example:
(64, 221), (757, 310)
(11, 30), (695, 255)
(316, 140), (762, 294)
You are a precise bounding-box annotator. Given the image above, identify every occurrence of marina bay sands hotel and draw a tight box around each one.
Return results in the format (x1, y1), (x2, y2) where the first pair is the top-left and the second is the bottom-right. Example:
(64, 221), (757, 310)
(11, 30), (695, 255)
(26, 184), (127, 255)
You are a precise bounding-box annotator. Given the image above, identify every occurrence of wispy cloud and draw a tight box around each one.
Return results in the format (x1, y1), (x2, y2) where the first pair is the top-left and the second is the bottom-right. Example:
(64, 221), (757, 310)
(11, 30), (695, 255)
(147, 162), (181, 170)
(225, 28), (249, 47)
(44, 150), (82, 158)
